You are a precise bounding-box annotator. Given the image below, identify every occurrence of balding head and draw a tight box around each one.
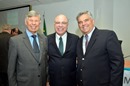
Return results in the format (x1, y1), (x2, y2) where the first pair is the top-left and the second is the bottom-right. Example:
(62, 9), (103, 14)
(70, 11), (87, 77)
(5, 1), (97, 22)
(54, 14), (68, 36)
(54, 14), (68, 23)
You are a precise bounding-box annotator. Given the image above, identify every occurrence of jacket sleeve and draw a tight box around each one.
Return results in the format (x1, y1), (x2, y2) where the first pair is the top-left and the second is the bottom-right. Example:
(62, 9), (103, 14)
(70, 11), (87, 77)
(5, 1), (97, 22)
(107, 31), (124, 86)
(8, 38), (17, 86)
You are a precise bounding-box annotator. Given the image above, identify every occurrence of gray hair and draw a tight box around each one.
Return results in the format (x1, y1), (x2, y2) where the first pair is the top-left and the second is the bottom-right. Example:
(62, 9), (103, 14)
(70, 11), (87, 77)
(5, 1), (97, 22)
(25, 10), (41, 20)
(76, 11), (93, 21)
(1, 24), (12, 30)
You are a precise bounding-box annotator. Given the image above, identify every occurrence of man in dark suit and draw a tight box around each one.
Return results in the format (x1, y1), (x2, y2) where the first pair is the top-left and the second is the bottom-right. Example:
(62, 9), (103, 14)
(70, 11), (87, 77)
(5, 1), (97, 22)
(0, 24), (12, 86)
(47, 14), (79, 86)
(76, 11), (124, 86)
(8, 10), (48, 86)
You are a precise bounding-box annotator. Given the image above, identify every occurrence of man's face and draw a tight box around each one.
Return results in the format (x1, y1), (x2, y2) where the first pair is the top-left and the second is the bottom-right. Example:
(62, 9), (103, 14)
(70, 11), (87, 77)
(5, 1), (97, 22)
(54, 15), (68, 36)
(25, 16), (41, 34)
(77, 14), (94, 34)
(12, 28), (18, 36)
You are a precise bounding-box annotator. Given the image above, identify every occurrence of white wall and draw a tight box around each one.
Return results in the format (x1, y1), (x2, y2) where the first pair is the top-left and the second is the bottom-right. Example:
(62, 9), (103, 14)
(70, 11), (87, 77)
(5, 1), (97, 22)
(113, 0), (130, 60)
(32, 0), (94, 36)
(32, 0), (130, 59)
(94, 0), (113, 30)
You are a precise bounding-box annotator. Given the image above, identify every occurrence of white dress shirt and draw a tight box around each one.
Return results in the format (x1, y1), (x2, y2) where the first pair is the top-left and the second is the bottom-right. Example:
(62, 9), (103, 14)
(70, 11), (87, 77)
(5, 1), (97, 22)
(56, 32), (67, 53)
(82, 27), (95, 54)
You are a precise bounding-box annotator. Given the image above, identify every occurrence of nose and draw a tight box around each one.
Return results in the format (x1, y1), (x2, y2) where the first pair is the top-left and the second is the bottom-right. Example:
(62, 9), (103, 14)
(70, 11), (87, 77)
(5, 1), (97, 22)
(58, 23), (64, 27)
(32, 21), (36, 25)
(82, 21), (86, 25)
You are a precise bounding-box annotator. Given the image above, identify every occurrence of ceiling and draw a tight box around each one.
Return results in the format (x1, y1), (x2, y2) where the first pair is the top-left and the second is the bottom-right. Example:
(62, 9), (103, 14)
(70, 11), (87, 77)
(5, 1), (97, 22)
(0, 0), (67, 10)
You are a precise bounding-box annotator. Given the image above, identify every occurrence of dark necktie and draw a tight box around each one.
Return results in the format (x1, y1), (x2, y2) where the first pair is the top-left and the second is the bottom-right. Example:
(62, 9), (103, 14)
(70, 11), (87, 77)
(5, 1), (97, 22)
(32, 35), (40, 60)
(59, 37), (63, 55)
(85, 34), (88, 48)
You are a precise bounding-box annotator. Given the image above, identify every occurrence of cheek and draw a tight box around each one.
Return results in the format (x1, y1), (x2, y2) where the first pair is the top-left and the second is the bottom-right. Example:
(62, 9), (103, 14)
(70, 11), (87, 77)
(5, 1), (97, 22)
(36, 22), (40, 26)
(78, 24), (82, 28)
(26, 22), (32, 26)
(63, 28), (67, 32)
(55, 28), (59, 32)
(55, 24), (59, 28)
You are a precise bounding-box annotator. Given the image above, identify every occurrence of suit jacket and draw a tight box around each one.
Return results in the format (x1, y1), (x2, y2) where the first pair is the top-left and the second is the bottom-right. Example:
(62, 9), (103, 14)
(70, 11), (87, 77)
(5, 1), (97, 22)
(77, 27), (124, 86)
(48, 32), (79, 86)
(8, 32), (48, 86)
(0, 32), (12, 73)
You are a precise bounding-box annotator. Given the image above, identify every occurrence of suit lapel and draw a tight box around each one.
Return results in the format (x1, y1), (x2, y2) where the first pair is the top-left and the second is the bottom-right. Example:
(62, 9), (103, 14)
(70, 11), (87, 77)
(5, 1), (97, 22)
(51, 33), (72, 56)
(85, 28), (98, 55)
(80, 36), (84, 57)
(38, 34), (47, 63)
(38, 34), (43, 62)
(23, 33), (39, 63)
(51, 33), (61, 55)
(64, 33), (72, 54)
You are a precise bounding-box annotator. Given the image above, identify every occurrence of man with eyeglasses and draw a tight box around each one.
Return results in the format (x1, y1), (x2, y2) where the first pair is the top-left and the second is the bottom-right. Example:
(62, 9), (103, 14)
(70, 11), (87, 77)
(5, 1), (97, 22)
(47, 14), (79, 86)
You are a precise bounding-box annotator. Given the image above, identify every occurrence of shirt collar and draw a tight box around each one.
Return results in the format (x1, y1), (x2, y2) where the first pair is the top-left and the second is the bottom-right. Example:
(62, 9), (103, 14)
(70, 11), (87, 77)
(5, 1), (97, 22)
(26, 29), (38, 37)
(83, 27), (95, 41)
(56, 32), (67, 39)
(83, 27), (95, 37)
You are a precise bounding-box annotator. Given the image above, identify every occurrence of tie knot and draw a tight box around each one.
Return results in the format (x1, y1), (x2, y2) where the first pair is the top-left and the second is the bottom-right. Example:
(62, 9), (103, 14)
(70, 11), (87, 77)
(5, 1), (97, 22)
(85, 34), (88, 40)
(59, 37), (62, 41)
(85, 34), (88, 38)
(32, 35), (36, 38)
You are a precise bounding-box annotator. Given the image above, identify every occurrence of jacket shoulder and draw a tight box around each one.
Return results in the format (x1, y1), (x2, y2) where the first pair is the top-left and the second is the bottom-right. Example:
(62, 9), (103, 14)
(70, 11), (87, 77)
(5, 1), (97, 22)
(67, 32), (79, 39)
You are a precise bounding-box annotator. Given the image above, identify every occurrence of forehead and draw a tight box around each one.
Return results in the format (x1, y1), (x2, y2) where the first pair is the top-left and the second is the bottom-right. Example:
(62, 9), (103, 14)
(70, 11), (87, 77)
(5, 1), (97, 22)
(78, 14), (91, 20)
(27, 16), (40, 20)
(55, 15), (68, 22)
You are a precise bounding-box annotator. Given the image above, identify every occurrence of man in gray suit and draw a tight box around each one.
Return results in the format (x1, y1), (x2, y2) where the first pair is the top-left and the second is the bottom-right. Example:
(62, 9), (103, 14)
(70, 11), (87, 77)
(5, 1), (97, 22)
(8, 10), (48, 86)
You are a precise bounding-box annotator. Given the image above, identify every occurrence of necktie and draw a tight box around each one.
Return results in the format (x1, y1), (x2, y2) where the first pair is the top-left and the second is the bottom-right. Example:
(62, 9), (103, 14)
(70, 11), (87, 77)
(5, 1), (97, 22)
(59, 37), (63, 55)
(85, 34), (88, 48)
(32, 35), (40, 60)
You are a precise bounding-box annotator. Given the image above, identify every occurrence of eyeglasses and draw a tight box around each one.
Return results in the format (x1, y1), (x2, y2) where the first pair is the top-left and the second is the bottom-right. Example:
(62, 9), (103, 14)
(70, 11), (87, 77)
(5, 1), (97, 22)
(55, 22), (68, 25)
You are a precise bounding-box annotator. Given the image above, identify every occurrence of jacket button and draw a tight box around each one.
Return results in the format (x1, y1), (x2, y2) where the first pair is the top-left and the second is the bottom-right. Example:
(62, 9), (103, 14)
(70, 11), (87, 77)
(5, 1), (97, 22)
(82, 58), (85, 60)
(38, 75), (40, 77)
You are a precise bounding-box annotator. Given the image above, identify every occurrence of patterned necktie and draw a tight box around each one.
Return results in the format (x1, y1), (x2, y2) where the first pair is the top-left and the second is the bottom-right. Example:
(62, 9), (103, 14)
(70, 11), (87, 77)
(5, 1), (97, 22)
(32, 35), (40, 61)
(59, 37), (63, 55)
